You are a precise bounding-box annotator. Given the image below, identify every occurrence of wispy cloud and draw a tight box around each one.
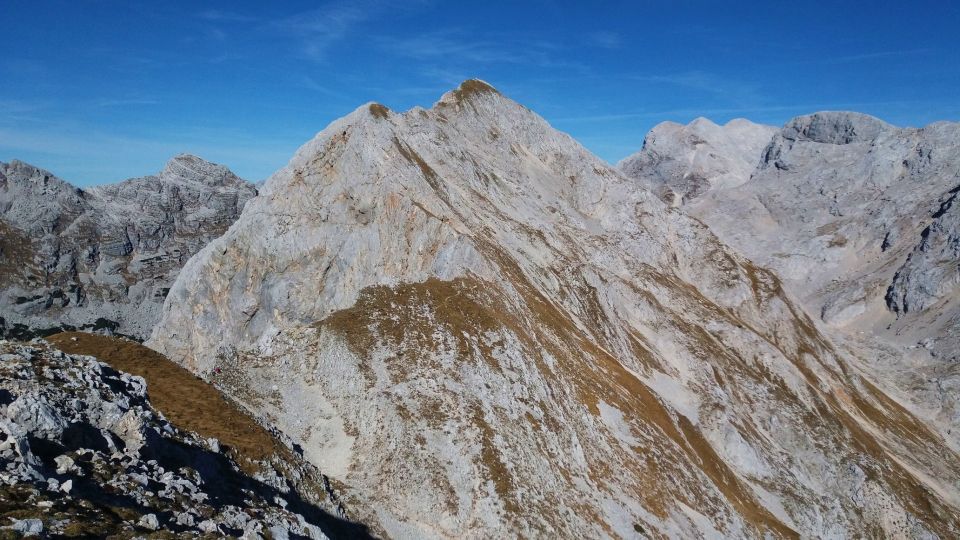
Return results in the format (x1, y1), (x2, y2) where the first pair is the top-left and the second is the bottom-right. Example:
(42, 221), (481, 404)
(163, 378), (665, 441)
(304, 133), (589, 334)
(269, 1), (383, 60)
(550, 100), (929, 124)
(378, 30), (586, 74)
(298, 75), (351, 99)
(825, 48), (934, 64)
(627, 71), (766, 107)
(0, 98), (50, 115)
(588, 31), (621, 49)
(93, 98), (160, 108)
(197, 9), (256, 23)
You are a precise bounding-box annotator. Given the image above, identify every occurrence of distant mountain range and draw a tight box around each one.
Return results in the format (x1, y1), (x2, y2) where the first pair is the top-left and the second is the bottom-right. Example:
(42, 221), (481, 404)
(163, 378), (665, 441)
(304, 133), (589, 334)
(0, 155), (256, 340)
(2, 80), (958, 538)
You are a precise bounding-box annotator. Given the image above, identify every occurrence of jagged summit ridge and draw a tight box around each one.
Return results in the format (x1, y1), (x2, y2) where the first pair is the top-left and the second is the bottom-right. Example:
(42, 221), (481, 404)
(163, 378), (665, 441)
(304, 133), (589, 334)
(150, 81), (960, 539)
(157, 153), (250, 187)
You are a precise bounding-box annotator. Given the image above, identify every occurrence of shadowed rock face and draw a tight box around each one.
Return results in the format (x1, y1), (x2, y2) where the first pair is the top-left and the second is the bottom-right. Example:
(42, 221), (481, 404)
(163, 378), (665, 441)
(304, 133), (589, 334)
(0, 155), (257, 340)
(150, 81), (960, 538)
(620, 112), (960, 450)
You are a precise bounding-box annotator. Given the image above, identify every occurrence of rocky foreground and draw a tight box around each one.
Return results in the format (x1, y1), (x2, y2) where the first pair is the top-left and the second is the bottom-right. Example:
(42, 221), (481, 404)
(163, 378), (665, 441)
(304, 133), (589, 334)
(0, 337), (372, 538)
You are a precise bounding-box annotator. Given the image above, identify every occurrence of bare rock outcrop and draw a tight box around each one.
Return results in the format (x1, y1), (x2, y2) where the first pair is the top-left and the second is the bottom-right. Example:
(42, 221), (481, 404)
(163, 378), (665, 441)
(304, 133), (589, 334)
(618, 117), (777, 206)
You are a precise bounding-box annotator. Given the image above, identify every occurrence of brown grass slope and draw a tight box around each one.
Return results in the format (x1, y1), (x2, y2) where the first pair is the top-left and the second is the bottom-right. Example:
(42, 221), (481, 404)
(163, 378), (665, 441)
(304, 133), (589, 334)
(47, 332), (284, 473)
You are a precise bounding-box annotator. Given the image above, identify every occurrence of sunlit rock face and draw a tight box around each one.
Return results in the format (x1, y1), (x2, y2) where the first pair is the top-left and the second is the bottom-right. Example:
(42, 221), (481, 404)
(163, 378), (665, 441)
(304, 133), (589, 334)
(618, 117), (777, 207)
(0, 155), (256, 339)
(621, 112), (960, 453)
(151, 82), (960, 539)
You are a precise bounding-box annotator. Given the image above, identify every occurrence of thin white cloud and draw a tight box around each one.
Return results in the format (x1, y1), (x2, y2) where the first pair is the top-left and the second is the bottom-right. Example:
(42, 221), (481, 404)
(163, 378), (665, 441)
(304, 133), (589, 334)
(625, 71), (766, 107)
(93, 98), (160, 108)
(197, 9), (256, 23)
(378, 30), (588, 73)
(550, 100), (930, 124)
(588, 31), (621, 49)
(825, 48), (934, 64)
(268, 1), (382, 60)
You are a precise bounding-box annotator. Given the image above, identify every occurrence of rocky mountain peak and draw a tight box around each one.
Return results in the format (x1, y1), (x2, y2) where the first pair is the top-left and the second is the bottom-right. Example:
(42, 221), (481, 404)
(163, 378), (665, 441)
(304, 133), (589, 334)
(780, 111), (893, 144)
(0, 160), (84, 200)
(149, 82), (960, 538)
(621, 111), (960, 453)
(154, 153), (248, 188)
(437, 78), (500, 106)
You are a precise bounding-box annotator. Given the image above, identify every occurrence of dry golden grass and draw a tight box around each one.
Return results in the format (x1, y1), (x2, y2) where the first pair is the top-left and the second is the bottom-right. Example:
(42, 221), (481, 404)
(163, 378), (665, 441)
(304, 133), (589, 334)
(450, 79), (498, 103)
(47, 332), (284, 472)
(368, 103), (390, 120)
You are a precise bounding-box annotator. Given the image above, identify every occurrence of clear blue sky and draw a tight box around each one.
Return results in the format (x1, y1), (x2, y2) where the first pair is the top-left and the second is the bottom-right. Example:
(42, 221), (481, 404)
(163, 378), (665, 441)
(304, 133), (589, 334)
(2, 1), (958, 186)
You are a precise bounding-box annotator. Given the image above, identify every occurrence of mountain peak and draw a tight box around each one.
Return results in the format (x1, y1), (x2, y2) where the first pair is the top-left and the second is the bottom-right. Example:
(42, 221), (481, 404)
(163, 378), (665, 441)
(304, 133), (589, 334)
(159, 153), (246, 187)
(619, 116), (777, 205)
(148, 85), (960, 538)
(782, 111), (892, 144)
(0, 159), (82, 198)
(688, 116), (719, 129)
(435, 79), (501, 110)
(367, 102), (391, 120)
(448, 78), (499, 101)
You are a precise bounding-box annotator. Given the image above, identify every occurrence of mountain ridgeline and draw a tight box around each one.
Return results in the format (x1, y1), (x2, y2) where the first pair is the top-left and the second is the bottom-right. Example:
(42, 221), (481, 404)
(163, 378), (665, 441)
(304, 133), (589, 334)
(138, 81), (960, 538)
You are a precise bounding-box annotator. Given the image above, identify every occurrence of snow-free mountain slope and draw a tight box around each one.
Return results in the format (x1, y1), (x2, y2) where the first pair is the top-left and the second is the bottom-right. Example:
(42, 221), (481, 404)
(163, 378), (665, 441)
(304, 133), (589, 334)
(619, 112), (960, 450)
(150, 81), (960, 539)
(0, 155), (257, 339)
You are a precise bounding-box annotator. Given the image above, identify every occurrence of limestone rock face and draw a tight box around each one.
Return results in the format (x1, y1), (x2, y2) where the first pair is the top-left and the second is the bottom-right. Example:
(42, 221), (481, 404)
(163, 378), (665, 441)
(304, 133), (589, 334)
(0, 155), (257, 340)
(150, 82), (960, 539)
(619, 112), (960, 449)
(618, 117), (777, 206)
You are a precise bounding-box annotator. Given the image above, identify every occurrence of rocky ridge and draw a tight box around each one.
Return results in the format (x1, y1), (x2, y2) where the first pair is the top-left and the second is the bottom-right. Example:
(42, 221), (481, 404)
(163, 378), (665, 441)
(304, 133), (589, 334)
(618, 112), (960, 447)
(0, 155), (257, 341)
(149, 81), (960, 538)
(0, 338), (371, 538)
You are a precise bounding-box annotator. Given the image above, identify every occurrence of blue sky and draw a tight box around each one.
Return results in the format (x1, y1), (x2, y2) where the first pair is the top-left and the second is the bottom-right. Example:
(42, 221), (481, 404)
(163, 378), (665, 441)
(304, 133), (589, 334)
(1, 1), (958, 186)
